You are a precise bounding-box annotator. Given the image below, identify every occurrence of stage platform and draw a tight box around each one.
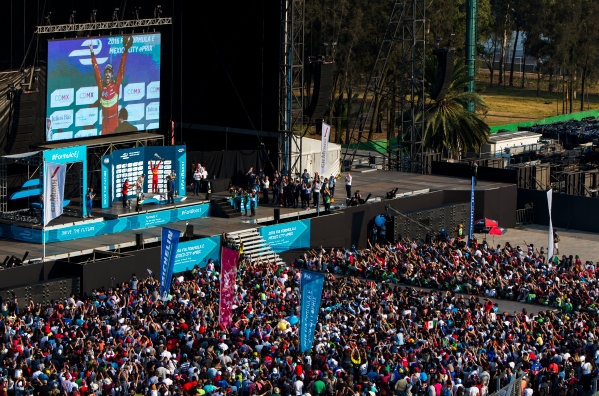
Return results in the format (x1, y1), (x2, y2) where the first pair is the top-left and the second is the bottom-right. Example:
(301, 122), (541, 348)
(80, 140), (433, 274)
(0, 197), (211, 245)
(92, 196), (207, 219)
(0, 171), (513, 262)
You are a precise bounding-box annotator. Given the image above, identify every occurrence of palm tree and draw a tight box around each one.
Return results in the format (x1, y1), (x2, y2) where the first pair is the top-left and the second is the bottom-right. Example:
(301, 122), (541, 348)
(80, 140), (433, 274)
(420, 57), (490, 156)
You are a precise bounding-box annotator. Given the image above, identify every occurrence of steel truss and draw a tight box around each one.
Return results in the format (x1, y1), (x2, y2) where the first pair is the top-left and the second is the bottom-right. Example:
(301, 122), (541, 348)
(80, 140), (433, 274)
(399, 0), (426, 173)
(279, 0), (305, 176)
(35, 18), (172, 34)
(341, 0), (426, 173)
(342, 0), (407, 169)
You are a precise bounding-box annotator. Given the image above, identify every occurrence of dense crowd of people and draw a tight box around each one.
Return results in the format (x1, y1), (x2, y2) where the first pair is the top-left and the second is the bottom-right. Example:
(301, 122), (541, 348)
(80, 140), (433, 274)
(0, 239), (597, 395)
(294, 238), (599, 313)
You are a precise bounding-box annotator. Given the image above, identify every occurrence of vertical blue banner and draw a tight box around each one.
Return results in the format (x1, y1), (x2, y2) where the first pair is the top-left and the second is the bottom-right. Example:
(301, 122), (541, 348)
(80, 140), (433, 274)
(299, 270), (325, 353)
(468, 176), (475, 245)
(159, 227), (181, 298)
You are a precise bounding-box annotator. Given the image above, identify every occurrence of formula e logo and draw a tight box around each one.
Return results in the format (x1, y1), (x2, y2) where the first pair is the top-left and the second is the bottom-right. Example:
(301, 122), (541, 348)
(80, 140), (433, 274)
(69, 39), (108, 66)
(177, 149), (184, 153)
(120, 154), (130, 160)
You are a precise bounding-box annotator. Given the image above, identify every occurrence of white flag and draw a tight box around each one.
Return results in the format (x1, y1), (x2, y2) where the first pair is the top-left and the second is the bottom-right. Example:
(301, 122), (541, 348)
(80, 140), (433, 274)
(547, 189), (554, 260)
(319, 122), (331, 176)
(44, 162), (66, 226)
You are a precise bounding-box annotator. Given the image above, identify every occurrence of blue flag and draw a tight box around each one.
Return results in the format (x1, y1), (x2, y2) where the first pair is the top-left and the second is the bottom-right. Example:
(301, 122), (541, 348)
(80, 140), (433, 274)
(468, 176), (475, 245)
(299, 270), (325, 352)
(160, 227), (181, 298)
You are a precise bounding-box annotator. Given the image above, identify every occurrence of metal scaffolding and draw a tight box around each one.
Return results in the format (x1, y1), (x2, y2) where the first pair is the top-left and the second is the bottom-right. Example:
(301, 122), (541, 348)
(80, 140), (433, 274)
(342, 0), (407, 169)
(35, 18), (172, 34)
(399, 0), (426, 173)
(340, 0), (426, 173)
(279, 0), (305, 176)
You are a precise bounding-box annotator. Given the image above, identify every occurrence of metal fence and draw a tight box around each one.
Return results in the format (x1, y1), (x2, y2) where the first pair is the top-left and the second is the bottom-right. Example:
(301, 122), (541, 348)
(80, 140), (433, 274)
(489, 373), (526, 396)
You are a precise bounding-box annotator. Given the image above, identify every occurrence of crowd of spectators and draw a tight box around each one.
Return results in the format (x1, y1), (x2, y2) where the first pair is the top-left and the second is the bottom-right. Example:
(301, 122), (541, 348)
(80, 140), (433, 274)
(294, 238), (599, 313)
(0, 240), (598, 395)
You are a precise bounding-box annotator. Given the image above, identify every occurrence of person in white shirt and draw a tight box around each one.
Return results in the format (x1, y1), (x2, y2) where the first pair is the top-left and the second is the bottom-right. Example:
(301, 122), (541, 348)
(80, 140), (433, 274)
(345, 172), (352, 198)
(294, 379), (304, 396)
(193, 167), (202, 196)
(312, 179), (321, 209)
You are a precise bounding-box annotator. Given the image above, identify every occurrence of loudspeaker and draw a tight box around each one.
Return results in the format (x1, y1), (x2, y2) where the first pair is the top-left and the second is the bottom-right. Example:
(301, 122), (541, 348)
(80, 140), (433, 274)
(135, 233), (144, 248)
(305, 61), (335, 120)
(431, 48), (455, 101)
(274, 208), (280, 223)
(185, 224), (194, 238)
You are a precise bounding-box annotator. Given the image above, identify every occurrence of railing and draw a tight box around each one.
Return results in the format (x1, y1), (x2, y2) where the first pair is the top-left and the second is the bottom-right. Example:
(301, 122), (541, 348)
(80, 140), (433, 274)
(489, 372), (526, 396)
(516, 207), (534, 225)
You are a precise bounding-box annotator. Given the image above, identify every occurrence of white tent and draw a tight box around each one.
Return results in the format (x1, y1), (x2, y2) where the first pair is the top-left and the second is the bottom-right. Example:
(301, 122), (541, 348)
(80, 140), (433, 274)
(290, 137), (341, 178)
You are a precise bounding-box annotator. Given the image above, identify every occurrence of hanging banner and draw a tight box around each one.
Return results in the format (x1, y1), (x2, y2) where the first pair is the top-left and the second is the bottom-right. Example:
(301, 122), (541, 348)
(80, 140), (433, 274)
(319, 122), (331, 176)
(43, 162), (67, 226)
(159, 227), (181, 298)
(219, 247), (239, 329)
(467, 176), (475, 245)
(547, 189), (554, 260)
(299, 270), (326, 352)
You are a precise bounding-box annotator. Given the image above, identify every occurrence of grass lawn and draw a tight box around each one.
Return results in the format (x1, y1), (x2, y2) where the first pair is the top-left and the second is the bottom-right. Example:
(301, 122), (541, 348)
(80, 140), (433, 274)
(476, 73), (599, 126)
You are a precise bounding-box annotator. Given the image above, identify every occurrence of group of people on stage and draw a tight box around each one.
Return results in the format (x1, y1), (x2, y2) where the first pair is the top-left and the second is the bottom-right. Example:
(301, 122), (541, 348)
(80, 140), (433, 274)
(192, 164), (209, 196)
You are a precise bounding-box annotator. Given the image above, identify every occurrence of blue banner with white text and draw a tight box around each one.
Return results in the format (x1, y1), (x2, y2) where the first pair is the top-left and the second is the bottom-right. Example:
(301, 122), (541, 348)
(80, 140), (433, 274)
(0, 203), (210, 244)
(173, 235), (221, 273)
(259, 219), (310, 253)
(160, 227), (180, 298)
(299, 270), (325, 353)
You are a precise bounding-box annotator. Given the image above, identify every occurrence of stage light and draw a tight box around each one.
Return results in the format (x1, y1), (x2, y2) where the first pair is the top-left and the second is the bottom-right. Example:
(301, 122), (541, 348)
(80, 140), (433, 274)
(134, 6), (142, 20)
(90, 9), (97, 23)
(69, 10), (77, 24)
(112, 8), (120, 21)
(44, 12), (52, 26)
(154, 5), (163, 18)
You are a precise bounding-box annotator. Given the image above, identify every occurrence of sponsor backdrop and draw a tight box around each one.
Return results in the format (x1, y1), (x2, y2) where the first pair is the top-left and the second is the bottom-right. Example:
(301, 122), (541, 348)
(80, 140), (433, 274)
(258, 219), (311, 253)
(47, 33), (161, 142)
(101, 145), (186, 208)
(173, 236), (221, 273)
(0, 203), (210, 244)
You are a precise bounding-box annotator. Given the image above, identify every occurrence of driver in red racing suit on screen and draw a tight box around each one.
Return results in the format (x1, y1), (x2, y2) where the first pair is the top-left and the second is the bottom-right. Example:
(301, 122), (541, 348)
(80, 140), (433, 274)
(89, 35), (133, 135)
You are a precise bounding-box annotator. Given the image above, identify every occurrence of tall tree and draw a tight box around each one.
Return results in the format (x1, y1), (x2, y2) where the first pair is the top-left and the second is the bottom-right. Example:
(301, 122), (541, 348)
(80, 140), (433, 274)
(419, 58), (490, 156)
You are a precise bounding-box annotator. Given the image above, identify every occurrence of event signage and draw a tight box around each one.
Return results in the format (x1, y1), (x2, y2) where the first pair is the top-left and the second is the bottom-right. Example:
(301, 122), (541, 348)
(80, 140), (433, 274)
(467, 176), (475, 245)
(43, 145), (88, 216)
(299, 270), (326, 352)
(101, 145), (186, 208)
(46, 33), (162, 142)
(547, 189), (554, 259)
(258, 219), (310, 253)
(219, 247), (239, 329)
(319, 122), (331, 176)
(0, 203), (210, 244)
(173, 236), (221, 273)
(43, 162), (66, 226)
(159, 227), (180, 298)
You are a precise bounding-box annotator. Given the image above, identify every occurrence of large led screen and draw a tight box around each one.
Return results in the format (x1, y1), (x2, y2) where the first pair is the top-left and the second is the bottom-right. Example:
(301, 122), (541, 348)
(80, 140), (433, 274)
(46, 33), (161, 142)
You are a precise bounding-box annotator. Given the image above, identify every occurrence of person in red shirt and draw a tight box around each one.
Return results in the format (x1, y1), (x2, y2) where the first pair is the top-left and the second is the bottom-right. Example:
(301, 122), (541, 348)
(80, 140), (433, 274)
(150, 160), (162, 193)
(122, 179), (129, 208)
(89, 35), (133, 135)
